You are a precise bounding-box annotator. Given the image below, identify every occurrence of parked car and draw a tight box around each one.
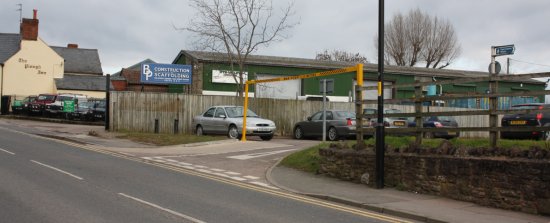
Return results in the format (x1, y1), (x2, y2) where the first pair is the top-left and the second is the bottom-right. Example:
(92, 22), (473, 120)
(44, 94), (87, 118)
(293, 110), (358, 141)
(29, 94), (57, 115)
(11, 95), (36, 115)
(193, 106), (276, 140)
(67, 100), (98, 121)
(501, 103), (550, 140)
(363, 108), (413, 136)
(91, 100), (106, 122)
(409, 116), (460, 139)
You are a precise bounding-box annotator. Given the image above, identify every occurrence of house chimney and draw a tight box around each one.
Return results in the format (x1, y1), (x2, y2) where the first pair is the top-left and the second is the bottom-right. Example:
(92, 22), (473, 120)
(67, 43), (79, 48)
(20, 9), (39, 40)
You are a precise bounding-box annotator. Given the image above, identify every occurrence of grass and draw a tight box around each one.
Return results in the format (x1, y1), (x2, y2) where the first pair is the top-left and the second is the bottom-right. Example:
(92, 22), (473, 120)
(281, 137), (550, 173)
(115, 130), (227, 146)
(279, 142), (328, 173)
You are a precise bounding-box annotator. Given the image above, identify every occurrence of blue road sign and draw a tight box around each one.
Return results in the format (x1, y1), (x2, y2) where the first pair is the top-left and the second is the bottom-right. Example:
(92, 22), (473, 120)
(494, 45), (515, 56)
(141, 63), (192, 85)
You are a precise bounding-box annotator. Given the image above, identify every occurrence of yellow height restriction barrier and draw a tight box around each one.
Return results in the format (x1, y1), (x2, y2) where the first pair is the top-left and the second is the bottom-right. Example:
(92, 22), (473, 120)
(241, 64), (364, 141)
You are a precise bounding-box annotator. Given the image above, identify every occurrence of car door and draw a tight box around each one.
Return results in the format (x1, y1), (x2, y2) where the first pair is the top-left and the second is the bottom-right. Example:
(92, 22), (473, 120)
(302, 111), (323, 137)
(200, 107), (216, 133)
(212, 107), (228, 134)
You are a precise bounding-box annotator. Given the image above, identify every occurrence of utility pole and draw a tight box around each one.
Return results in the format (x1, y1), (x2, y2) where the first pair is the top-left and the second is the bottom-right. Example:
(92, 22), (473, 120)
(16, 4), (22, 23)
(376, 0), (385, 189)
(507, 57), (510, 74)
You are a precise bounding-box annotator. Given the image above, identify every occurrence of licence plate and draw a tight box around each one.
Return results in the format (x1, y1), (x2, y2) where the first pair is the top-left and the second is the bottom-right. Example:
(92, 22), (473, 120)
(510, 120), (527, 125)
(393, 121), (406, 126)
(257, 128), (270, 131)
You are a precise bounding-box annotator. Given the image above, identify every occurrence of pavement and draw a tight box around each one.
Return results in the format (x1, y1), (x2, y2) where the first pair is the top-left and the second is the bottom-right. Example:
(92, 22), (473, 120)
(2, 117), (550, 223)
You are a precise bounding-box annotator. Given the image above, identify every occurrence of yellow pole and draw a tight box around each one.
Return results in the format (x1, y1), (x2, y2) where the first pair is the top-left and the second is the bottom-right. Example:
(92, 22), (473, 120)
(241, 83), (249, 141)
(357, 63), (363, 86)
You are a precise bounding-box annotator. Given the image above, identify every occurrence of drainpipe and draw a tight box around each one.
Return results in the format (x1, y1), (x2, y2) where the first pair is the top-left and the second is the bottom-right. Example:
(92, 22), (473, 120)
(0, 64), (4, 115)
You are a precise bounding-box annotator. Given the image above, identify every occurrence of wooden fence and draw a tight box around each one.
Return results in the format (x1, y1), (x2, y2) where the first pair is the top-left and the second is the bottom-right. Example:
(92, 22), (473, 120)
(110, 91), (493, 138)
(357, 72), (550, 147)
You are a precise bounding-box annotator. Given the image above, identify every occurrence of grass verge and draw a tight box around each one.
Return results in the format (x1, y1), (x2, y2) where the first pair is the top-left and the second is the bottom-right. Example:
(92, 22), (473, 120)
(115, 130), (227, 146)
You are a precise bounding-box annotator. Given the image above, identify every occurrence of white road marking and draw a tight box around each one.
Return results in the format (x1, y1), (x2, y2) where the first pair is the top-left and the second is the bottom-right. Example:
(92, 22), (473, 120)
(212, 173), (230, 178)
(118, 193), (206, 223)
(117, 152), (135, 157)
(227, 149), (297, 160)
(193, 165), (207, 168)
(210, 168), (225, 172)
(178, 162), (192, 166)
(225, 171), (241, 175)
(250, 181), (279, 190)
(164, 159), (178, 163)
(181, 166), (196, 170)
(196, 169), (212, 173)
(244, 176), (260, 180)
(230, 177), (247, 181)
(30, 160), (83, 180)
(0, 148), (15, 155)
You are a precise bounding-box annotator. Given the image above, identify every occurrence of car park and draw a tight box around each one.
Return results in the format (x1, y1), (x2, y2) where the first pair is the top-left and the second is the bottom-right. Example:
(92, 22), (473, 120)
(11, 95), (36, 115)
(293, 110), (357, 141)
(29, 94), (57, 115)
(501, 103), (550, 140)
(193, 106), (276, 140)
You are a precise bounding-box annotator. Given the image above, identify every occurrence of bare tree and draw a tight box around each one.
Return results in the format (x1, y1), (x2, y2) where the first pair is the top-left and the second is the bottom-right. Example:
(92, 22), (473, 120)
(182, 0), (298, 97)
(375, 9), (460, 69)
(315, 49), (368, 64)
(422, 17), (461, 69)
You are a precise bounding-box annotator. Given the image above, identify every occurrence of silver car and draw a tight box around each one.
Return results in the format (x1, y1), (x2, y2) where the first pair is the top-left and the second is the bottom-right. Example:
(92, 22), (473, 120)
(193, 106), (276, 140)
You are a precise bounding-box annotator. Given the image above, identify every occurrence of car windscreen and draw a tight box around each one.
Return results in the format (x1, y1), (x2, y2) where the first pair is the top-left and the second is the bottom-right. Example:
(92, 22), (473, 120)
(37, 95), (55, 101)
(56, 96), (73, 101)
(225, 107), (258, 118)
(438, 116), (456, 122)
(79, 102), (96, 109)
(335, 111), (355, 119)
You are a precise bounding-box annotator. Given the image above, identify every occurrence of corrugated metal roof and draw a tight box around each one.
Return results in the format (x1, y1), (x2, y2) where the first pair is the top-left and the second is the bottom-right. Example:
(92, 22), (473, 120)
(175, 50), (487, 78)
(175, 50), (544, 84)
(0, 33), (21, 64)
(51, 46), (103, 75)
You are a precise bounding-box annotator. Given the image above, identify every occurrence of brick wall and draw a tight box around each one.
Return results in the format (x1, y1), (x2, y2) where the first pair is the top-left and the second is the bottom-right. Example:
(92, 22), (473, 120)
(319, 147), (550, 215)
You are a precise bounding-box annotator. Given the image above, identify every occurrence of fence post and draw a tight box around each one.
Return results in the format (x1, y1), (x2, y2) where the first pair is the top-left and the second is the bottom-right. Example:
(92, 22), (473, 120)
(489, 76), (498, 148)
(414, 82), (423, 145)
(355, 85), (365, 149)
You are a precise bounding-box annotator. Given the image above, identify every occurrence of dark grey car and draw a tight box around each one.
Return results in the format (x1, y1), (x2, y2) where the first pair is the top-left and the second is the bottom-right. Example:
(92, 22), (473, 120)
(293, 110), (356, 141)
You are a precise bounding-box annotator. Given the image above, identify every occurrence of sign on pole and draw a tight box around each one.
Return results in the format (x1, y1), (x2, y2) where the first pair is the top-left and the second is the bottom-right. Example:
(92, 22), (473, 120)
(493, 44), (515, 56)
(141, 63), (192, 85)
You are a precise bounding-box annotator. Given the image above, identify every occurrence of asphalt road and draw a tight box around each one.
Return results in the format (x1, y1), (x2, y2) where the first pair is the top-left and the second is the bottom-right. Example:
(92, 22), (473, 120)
(0, 126), (406, 223)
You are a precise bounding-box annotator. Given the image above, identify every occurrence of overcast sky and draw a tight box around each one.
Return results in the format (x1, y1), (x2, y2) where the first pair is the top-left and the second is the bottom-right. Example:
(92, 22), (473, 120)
(2, 0), (550, 77)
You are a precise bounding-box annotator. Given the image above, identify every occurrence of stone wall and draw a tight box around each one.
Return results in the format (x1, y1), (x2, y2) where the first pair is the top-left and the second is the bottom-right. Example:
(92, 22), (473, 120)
(319, 147), (550, 215)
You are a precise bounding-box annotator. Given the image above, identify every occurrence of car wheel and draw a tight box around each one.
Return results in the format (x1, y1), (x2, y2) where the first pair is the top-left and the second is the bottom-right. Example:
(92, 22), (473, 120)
(228, 125), (239, 139)
(424, 132), (434, 139)
(294, 126), (304, 139)
(260, 135), (273, 141)
(327, 127), (338, 141)
(196, 125), (204, 136)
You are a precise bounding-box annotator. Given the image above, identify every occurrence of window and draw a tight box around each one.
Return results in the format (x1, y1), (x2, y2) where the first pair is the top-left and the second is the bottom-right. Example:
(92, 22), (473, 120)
(310, 112), (322, 121)
(203, 107), (216, 117)
(215, 108), (226, 118)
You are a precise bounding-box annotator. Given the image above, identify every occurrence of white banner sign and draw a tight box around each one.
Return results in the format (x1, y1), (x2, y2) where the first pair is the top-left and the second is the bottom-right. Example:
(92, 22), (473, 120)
(212, 70), (248, 84)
